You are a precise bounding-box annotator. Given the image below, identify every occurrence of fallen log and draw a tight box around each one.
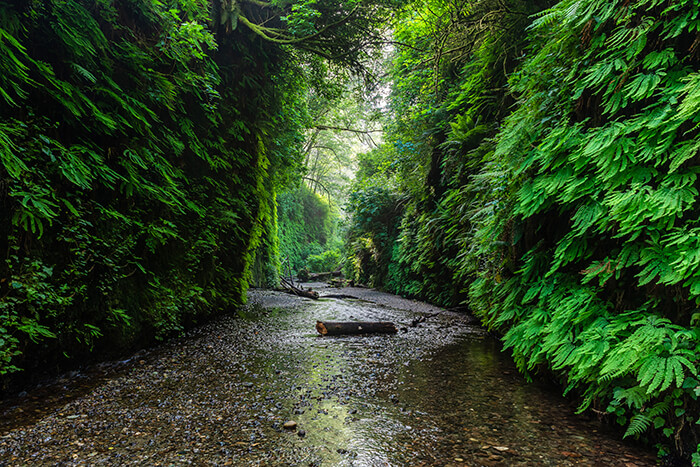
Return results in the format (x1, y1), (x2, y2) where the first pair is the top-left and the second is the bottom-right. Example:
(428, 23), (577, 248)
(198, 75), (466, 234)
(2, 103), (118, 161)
(284, 288), (319, 299)
(307, 271), (342, 281)
(316, 321), (398, 336)
(410, 313), (437, 327)
(281, 277), (319, 299)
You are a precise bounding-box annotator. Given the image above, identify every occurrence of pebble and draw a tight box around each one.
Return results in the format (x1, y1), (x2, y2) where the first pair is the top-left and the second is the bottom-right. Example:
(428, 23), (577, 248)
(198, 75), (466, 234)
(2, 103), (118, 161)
(297, 430), (305, 438)
(283, 421), (297, 430)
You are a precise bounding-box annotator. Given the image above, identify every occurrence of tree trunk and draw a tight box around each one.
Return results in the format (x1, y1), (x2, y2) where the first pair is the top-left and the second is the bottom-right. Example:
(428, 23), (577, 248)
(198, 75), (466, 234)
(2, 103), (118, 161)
(316, 321), (397, 336)
(280, 277), (319, 299)
(283, 288), (319, 299)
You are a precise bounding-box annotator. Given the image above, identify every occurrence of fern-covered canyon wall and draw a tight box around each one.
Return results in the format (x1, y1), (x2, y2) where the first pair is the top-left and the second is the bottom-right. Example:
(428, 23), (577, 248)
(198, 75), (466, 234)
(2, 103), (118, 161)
(347, 0), (700, 461)
(278, 185), (345, 277)
(0, 0), (296, 380)
(0, 0), (395, 387)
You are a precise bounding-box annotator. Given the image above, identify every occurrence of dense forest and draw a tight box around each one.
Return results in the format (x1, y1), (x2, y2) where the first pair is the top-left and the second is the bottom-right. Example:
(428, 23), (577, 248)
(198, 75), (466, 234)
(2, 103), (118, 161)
(1, 0), (699, 463)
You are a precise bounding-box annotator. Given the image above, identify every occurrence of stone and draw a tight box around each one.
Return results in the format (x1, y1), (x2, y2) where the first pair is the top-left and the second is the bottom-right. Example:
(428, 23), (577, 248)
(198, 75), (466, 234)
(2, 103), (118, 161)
(283, 421), (297, 430)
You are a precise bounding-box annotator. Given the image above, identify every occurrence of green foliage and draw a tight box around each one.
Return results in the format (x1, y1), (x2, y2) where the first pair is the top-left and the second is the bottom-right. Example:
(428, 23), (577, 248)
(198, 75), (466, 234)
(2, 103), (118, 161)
(1, 0), (382, 379)
(345, 0), (700, 460)
(303, 83), (383, 206)
(467, 0), (700, 459)
(306, 249), (342, 273)
(347, 0), (540, 302)
(278, 185), (341, 274)
(296, 267), (310, 282)
(345, 185), (403, 286)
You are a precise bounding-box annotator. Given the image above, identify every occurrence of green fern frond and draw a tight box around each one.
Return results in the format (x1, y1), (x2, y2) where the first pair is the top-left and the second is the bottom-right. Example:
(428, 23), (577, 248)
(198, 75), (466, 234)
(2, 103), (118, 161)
(71, 63), (96, 83)
(624, 413), (652, 438)
(0, 121), (28, 178)
(614, 386), (651, 409)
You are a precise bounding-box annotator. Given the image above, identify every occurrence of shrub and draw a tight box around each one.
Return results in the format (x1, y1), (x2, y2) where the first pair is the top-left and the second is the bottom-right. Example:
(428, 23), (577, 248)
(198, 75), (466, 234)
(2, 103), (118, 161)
(306, 249), (342, 273)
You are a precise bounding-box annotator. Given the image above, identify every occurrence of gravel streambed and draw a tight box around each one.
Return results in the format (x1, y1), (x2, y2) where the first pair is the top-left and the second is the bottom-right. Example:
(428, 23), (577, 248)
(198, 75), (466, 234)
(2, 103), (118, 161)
(0, 284), (655, 466)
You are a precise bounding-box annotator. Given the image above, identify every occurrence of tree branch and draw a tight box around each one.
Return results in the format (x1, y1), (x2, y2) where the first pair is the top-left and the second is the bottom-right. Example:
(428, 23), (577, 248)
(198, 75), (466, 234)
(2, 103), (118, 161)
(238, 5), (361, 45)
(314, 124), (382, 134)
(310, 144), (341, 156)
(302, 176), (332, 205)
(241, 0), (274, 8)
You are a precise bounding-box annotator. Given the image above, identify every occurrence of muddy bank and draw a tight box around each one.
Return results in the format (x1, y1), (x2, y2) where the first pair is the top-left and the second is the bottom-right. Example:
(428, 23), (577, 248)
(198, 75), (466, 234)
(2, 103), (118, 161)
(0, 284), (654, 465)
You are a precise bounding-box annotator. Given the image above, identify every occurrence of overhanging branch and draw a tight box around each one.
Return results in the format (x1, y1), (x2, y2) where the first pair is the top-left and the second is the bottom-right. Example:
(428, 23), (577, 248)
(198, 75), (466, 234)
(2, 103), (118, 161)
(302, 176), (332, 205)
(238, 4), (361, 45)
(314, 125), (383, 134)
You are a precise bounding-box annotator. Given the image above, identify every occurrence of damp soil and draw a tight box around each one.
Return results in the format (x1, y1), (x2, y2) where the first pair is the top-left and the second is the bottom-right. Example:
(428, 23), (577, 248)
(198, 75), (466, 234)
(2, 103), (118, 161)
(0, 283), (656, 466)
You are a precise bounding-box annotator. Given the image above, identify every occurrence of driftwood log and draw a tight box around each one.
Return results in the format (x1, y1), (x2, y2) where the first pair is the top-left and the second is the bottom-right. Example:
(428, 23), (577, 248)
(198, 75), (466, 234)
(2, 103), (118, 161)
(316, 321), (398, 336)
(287, 288), (319, 299)
(281, 277), (319, 299)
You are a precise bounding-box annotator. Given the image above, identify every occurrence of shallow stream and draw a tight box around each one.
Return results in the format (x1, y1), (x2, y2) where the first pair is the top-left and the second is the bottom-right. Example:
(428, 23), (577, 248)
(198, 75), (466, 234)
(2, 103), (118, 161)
(0, 284), (654, 466)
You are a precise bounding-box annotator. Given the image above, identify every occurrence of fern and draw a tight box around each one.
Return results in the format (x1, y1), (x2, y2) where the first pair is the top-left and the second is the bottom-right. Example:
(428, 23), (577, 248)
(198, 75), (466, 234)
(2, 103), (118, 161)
(0, 26), (31, 105)
(0, 121), (28, 178)
(624, 400), (671, 438)
(625, 413), (653, 438)
(71, 63), (96, 84)
(614, 386), (652, 410)
(0, 0), (320, 378)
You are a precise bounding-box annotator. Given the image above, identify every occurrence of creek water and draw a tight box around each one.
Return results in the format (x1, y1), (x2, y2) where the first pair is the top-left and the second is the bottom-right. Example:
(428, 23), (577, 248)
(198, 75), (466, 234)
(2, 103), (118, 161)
(0, 284), (654, 466)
